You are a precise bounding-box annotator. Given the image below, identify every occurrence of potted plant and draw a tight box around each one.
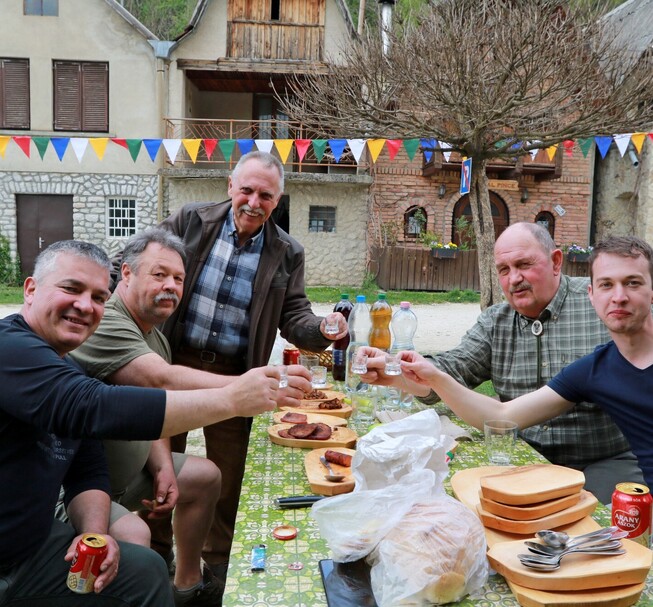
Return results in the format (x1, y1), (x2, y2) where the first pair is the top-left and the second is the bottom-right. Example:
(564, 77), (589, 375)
(430, 241), (459, 259)
(565, 244), (593, 263)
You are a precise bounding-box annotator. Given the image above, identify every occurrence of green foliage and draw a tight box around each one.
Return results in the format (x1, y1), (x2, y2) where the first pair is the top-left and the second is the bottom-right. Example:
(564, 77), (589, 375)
(306, 285), (479, 306)
(0, 236), (21, 286)
(123, 0), (195, 39)
(0, 285), (23, 304)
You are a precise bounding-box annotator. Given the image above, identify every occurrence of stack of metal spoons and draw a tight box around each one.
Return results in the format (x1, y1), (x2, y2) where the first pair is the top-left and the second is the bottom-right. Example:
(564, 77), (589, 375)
(518, 527), (628, 571)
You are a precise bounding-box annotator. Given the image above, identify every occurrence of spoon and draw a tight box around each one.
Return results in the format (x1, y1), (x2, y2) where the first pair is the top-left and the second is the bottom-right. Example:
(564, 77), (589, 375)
(518, 548), (626, 571)
(535, 526), (620, 548)
(526, 530), (628, 556)
(320, 456), (345, 482)
(518, 540), (624, 568)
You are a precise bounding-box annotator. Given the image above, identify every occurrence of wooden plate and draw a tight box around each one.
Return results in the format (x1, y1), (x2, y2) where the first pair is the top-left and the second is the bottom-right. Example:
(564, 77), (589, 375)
(268, 423), (357, 449)
(476, 490), (597, 534)
(480, 464), (585, 505)
(273, 411), (348, 426)
(479, 491), (581, 521)
(304, 447), (356, 496)
(280, 396), (352, 419)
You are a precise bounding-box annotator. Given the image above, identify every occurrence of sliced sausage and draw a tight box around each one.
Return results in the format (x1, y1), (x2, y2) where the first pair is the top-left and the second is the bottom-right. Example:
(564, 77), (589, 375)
(325, 450), (352, 467)
(281, 412), (308, 424)
(287, 423), (318, 439)
(309, 423), (333, 440)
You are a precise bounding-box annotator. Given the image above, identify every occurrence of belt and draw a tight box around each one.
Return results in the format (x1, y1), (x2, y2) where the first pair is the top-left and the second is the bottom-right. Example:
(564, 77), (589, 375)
(176, 345), (247, 374)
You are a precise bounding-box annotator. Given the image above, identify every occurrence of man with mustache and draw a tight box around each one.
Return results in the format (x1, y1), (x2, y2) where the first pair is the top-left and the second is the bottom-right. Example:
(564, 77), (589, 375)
(126, 151), (348, 585)
(417, 222), (643, 503)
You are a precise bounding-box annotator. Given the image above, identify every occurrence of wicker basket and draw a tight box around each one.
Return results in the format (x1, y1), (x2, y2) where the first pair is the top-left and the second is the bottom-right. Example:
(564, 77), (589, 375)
(299, 348), (333, 371)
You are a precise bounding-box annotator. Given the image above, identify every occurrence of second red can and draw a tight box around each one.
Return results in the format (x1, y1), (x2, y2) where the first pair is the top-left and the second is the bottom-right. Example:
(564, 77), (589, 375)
(611, 482), (652, 548)
(67, 534), (108, 594)
(283, 346), (300, 365)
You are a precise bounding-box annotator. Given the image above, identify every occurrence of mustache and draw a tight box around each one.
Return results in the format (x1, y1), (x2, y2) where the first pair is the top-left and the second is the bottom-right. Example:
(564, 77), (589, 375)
(240, 204), (266, 217)
(154, 292), (179, 305)
(510, 281), (532, 294)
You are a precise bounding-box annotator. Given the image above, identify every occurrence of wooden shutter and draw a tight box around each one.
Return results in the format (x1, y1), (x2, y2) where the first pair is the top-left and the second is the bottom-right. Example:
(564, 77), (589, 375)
(81, 62), (108, 132)
(53, 61), (81, 131)
(0, 58), (30, 129)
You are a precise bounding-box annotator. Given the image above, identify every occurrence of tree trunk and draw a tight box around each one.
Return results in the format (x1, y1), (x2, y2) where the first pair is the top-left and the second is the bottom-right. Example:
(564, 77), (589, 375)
(467, 158), (503, 309)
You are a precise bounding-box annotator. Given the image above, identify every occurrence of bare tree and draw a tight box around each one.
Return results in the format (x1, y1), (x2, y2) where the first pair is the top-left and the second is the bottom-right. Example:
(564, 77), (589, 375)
(280, 0), (653, 308)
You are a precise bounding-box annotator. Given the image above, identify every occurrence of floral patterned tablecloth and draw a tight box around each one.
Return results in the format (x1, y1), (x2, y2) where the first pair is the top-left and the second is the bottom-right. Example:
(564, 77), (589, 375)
(224, 409), (653, 607)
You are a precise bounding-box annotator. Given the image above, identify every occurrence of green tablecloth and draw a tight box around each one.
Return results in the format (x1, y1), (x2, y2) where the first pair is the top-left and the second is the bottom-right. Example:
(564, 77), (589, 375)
(224, 406), (653, 606)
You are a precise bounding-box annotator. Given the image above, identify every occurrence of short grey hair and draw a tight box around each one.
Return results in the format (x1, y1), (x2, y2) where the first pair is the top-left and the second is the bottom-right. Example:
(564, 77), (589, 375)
(33, 240), (111, 282)
(232, 150), (285, 194)
(513, 222), (556, 255)
(121, 227), (186, 274)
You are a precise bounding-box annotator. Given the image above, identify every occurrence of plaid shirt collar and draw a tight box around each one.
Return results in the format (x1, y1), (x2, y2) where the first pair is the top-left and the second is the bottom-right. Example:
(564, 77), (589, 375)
(225, 207), (265, 250)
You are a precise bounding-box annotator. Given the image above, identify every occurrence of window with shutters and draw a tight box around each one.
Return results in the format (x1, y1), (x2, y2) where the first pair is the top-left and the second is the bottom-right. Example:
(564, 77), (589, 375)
(24, 0), (58, 16)
(107, 198), (137, 238)
(53, 60), (108, 132)
(0, 58), (30, 129)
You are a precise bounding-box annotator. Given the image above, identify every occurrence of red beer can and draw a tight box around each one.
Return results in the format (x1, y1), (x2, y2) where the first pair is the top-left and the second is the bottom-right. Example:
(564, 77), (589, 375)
(67, 534), (108, 594)
(283, 346), (300, 365)
(612, 482), (652, 548)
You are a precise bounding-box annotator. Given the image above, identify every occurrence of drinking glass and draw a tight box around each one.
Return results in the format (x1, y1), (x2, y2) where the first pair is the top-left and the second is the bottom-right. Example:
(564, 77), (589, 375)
(484, 420), (518, 465)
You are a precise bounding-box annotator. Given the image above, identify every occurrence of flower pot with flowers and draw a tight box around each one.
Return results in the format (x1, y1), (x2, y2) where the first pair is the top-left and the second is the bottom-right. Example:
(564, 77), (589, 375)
(565, 244), (593, 263)
(430, 242), (459, 259)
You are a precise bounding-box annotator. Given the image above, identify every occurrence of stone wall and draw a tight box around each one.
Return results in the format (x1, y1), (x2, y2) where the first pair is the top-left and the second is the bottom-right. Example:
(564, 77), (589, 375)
(0, 171), (159, 258)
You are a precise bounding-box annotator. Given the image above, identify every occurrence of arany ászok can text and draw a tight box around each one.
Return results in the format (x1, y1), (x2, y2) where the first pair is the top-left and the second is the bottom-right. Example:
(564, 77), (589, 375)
(612, 482), (652, 548)
(67, 534), (108, 594)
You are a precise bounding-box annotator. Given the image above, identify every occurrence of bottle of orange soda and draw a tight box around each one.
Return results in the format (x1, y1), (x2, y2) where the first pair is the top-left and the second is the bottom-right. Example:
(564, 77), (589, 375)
(369, 293), (392, 351)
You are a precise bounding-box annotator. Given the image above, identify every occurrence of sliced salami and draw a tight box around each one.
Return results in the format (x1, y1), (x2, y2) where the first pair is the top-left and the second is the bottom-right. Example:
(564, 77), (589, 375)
(287, 423), (318, 439)
(280, 412), (308, 424)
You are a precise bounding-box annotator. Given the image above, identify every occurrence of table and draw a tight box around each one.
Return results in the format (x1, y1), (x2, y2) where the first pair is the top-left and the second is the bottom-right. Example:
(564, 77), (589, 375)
(224, 406), (653, 606)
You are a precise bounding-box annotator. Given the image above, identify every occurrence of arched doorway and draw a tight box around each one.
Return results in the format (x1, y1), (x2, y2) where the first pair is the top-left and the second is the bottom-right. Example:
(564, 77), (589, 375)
(452, 193), (509, 247)
(535, 211), (555, 239)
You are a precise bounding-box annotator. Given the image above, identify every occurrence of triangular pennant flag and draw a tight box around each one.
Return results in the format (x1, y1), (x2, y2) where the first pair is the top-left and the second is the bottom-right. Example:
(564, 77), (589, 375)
(386, 139), (402, 160)
(595, 136), (612, 159)
(562, 140), (575, 157)
(328, 139), (347, 163)
(203, 139), (217, 160)
(70, 138), (88, 162)
(648, 133), (653, 142)
(51, 137), (69, 161)
(420, 138), (436, 163)
(295, 139), (311, 162)
(347, 138), (366, 163)
(545, 144), (558, 161)
(255, 139), (274, 153)
(89, 138), (109, 160)
(13, 136), (31, 158)
(367, 139), (386, 163)
(237, 139), (254, 155)
(578, 138), (593, 157)
(0, 136), (10, 158)
(143, 139), (163, 161)
(162, 139), (182, 164)
(312, 139), (327, 162)
(631, 133), (646, 154)
(440, 141), (453, 162)
(111, 138), (129, 149)
(32, 137), (50, 160)
(126, 139), (142, 162)
(403, 139), (419, 161)
(613, 133), (631, 157)
(274, 139), (293, 164)
(529, 148), (539, 160)
(218, 139), (236, 162)
(182, 138), (201, 163)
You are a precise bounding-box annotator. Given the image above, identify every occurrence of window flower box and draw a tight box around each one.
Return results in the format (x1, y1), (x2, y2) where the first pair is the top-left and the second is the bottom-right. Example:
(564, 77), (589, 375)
(565, 244), (592, 263)
(431, 247), (458, 259)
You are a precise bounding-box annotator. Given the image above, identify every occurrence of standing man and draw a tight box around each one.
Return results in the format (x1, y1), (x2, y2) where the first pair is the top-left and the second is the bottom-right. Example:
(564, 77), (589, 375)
(155, 151), (347, 578)
(417, 222), (643, 503)
(71, 227), (312, 605)
(0, 240), (281, 606)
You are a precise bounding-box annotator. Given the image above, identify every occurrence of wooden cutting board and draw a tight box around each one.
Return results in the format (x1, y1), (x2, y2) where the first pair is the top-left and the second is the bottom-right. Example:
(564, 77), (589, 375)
(480, 464), (585, 505)
(450, 467), (649, 606)
(273, 411), (348, 426)
(476, 491), (597, 534)
(304, 447), (356, 496)
(268, 423), (357, 449)
(479, 491), (581, 521)
(487, 538), (651, 591)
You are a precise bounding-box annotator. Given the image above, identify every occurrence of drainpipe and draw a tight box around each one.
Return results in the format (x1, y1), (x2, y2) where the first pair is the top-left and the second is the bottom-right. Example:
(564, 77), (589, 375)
(378, 0), (395, 56)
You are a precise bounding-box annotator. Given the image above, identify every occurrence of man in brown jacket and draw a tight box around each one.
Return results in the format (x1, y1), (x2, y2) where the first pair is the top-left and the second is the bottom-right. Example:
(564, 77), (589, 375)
(154, 151), (347, 582)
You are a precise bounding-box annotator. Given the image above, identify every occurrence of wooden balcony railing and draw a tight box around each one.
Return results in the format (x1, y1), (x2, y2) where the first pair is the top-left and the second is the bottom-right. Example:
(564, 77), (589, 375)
(163, 118), (370, 173)
(228, 21), (324, 61)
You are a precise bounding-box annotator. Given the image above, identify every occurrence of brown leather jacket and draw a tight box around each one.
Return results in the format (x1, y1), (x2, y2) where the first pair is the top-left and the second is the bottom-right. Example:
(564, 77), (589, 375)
(158, 200), (329, 369)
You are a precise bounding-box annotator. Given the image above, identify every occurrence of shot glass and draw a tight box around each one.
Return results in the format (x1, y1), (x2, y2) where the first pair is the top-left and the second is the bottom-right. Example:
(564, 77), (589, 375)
(351, 349), (368, 374)
(310, 365), (328, 388)
(299, 354), (319, 370)
(384, 353), (402, 376)
(277, 364), (288, 388)
(484, 420), (518, 466)
(324, 315), (340, 335)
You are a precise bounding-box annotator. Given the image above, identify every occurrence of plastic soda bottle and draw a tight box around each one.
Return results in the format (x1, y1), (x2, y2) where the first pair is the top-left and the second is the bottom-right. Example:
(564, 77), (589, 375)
(369, 293), (392, 351)
(331, 294), (353, 381)
(391, 301), (418, 351)
(345, 295), (371, 392)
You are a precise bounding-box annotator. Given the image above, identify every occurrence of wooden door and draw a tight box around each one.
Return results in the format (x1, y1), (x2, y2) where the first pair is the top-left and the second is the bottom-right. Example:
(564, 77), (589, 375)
(16, 194), (73, 276)
(452, 193), (509, 246)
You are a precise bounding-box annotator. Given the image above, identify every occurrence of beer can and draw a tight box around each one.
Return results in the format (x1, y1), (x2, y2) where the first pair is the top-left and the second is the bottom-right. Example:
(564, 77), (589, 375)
(611, 482), (652, 548)
(67, 534), (108, 594)
(283, 346), (300, 365)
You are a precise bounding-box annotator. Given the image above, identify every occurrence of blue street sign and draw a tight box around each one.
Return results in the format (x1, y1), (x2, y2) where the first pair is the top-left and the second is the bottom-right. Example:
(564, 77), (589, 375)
(460, 157), (472, 195)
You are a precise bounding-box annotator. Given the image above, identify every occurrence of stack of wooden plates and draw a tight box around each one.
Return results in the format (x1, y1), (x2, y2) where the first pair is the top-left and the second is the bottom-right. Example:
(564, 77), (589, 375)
(451, 466), (652, 607)
(476, 464), (596, 534)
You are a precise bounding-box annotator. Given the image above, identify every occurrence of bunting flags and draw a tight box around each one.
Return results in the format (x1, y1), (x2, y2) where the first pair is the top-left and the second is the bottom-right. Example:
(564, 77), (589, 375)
(0, 133), (650, 165)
